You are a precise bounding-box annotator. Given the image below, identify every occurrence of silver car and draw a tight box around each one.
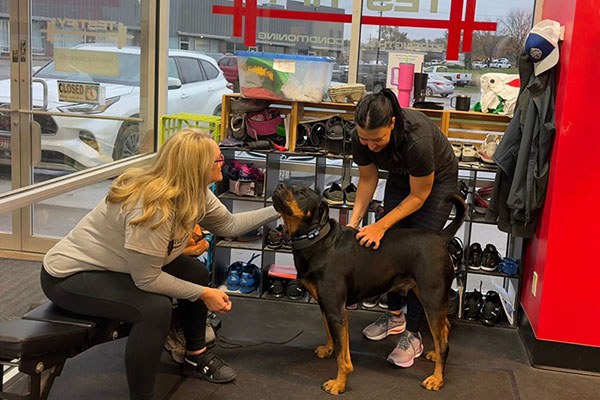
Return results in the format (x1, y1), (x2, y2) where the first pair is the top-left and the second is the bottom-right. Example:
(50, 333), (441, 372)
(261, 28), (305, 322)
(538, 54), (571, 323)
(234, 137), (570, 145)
(426, 73), (455, 97)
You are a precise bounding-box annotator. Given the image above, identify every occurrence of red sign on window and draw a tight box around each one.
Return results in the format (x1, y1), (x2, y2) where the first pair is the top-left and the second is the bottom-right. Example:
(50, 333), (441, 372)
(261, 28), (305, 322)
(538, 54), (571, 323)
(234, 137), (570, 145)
(213, 0), (497, 59)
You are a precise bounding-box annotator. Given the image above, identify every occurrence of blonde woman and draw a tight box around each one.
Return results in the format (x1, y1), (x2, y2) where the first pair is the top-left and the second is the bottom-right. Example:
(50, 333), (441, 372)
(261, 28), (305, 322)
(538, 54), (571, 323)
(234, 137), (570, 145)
(41, 129), (278, 400)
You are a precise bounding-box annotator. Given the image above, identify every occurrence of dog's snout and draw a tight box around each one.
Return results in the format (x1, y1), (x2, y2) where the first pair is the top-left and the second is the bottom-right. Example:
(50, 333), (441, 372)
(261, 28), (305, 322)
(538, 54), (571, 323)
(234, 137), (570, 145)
(277, 183), (286, 190)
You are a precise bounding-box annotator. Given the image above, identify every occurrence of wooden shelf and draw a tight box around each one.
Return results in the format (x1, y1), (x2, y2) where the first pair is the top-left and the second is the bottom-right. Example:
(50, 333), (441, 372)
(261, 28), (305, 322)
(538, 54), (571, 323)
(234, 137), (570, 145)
(220, 93), (511, 151)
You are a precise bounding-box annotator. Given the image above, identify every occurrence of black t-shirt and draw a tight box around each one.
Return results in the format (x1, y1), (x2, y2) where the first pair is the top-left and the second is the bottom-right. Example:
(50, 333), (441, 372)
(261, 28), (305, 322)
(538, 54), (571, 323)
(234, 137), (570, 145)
(352, 108), (457, 188)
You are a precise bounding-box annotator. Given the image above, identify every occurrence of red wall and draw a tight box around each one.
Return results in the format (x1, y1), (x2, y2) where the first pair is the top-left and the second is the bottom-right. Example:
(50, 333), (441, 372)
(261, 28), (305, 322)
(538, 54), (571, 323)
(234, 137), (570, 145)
(520, 0), (600, 346)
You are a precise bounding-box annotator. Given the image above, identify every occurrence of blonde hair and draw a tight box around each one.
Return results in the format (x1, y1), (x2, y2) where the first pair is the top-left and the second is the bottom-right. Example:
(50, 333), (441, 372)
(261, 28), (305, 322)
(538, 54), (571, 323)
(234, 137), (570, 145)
(107, 128), (216, 236)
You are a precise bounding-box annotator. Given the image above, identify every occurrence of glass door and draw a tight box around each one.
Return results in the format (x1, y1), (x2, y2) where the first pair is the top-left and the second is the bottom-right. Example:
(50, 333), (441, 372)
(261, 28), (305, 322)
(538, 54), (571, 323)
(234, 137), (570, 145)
(0, 0), (157, 253)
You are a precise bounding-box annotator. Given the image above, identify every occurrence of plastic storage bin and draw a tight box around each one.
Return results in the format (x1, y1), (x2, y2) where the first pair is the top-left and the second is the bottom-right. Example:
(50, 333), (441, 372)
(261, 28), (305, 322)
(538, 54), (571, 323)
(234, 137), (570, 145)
(236, 51), (333, 103)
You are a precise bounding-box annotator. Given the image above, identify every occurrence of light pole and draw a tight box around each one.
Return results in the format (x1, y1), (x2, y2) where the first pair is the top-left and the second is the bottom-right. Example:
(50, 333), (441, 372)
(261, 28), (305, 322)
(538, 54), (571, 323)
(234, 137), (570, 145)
(376, 9), (382, 65)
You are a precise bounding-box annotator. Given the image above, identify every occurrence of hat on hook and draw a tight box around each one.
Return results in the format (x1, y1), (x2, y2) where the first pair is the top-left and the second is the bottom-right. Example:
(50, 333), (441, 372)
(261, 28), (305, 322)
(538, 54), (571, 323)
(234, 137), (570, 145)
(524, 19), (561, 76)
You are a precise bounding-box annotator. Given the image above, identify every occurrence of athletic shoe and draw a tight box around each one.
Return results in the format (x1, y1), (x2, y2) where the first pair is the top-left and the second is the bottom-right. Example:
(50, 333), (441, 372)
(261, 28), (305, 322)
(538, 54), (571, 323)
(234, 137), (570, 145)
(463, 289), (483, 321)
(362, 311), (406, 341)
(481, 243), (502, 272)
(206, 319), (216, 348)
(265, 225), (285, 250)
(323, 183), (344, 205)
(286, 279), (305, 300)
(183, 351), (236, 383)
(164, 326), (186, 364)
(481, 290), (503, 327)
(361, 295), (379, 308)
(378, 293), (389, 309)
(344, 183), (357, 205)
(447, 237), (464, 270)
(467, 242), (483, 270)
(386, 331), (423, 368)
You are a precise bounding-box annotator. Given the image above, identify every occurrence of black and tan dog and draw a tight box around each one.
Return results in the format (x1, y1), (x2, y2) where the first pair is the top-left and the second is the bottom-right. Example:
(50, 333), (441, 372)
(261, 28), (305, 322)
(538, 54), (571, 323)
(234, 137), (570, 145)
(272, 183), (465, 395)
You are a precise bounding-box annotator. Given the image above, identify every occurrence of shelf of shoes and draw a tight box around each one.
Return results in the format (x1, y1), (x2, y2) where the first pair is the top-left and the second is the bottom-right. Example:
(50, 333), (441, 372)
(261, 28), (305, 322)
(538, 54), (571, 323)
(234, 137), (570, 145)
(216, 94), (518, 320)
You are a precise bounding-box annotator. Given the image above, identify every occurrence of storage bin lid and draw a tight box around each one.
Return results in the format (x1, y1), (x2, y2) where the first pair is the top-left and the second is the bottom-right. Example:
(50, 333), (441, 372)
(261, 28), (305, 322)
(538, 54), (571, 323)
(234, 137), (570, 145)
(235, 51), (332, 63)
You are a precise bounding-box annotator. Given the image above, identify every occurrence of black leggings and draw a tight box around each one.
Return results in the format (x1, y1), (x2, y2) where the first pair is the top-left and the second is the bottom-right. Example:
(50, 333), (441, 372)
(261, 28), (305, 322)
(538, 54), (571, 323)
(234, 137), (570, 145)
(40, 255), (209, 400)
(383, 174), (457, 332)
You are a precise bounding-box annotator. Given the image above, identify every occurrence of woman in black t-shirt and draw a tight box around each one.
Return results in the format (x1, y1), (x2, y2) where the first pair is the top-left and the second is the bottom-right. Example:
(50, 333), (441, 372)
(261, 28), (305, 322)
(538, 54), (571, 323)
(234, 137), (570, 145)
(348, 89), (458, 368)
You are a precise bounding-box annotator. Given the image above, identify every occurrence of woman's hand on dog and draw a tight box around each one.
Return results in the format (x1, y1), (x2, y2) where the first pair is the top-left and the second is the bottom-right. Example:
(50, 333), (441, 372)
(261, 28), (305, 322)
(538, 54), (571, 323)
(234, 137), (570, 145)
(200, 287), (232, 313)
(355, 222), (387, 250)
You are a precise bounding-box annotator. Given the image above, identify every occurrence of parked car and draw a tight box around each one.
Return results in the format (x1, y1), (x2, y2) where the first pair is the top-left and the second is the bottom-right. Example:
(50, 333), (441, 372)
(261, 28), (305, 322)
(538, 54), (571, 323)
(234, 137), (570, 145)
(424, 65), (472, 87)
(356, 64), (387, 93)
(217, 55), (239, 85)
(331, 62), (344, 83)
(0, 44), (232, 170)
(489, 59), (512, 68)
(204, 52), (225, 62)
(426, 73), (455, 97)
(472, 61), (487, 69)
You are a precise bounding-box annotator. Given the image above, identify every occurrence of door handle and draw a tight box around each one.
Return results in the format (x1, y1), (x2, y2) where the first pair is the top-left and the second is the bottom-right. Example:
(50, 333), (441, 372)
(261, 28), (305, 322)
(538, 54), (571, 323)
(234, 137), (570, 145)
(31, 120), (41, 165)
(180, 93), (189, 99)
(32, 79), (48, 110)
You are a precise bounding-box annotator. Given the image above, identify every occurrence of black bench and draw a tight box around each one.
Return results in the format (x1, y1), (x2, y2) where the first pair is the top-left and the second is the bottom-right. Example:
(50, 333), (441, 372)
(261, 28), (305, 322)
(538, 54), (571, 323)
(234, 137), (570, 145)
(0, 302), (130, 400)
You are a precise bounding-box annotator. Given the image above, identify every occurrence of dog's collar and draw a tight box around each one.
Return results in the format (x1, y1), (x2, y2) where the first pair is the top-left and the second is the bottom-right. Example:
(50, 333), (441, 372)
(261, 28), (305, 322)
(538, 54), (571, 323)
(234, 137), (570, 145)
(291, 221), (331, 250)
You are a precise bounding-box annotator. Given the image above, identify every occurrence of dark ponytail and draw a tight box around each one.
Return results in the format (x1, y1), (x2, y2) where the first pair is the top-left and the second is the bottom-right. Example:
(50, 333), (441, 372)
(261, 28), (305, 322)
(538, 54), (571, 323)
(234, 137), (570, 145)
(355, 88), (404, 136)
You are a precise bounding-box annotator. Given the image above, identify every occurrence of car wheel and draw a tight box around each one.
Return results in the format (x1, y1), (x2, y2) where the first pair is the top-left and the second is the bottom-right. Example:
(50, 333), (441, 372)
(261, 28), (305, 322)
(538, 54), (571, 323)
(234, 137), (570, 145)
(425, 87), (433, 97)
(213, 104), (222, 116)
(113, 122), (140, 161)
(441, 93), (449, 98)
(373, 83), (384, 93)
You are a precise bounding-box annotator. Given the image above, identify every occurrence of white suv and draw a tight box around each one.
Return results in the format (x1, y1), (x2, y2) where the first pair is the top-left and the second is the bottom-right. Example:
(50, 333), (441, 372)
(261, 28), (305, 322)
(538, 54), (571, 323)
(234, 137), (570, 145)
(0, 44), (232, 170)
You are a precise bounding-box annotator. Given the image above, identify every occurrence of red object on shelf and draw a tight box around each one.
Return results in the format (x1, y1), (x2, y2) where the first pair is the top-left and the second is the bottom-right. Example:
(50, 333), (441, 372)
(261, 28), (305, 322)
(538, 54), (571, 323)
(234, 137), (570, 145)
(267, 264), (297, 280)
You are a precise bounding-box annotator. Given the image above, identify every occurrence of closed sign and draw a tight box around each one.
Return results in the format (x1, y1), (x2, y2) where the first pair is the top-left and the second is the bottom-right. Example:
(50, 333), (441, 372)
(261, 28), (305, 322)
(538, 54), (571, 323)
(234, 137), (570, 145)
(57, 80), (106, 104)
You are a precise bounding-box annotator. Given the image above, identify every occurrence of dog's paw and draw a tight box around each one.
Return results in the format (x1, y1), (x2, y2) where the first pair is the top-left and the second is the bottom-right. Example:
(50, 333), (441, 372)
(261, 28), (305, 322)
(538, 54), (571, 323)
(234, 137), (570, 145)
(425, 350), (440, 362)
(421, 374), (444, 391)
(322, 379), (345, 395)
(314, 344), (334, 358)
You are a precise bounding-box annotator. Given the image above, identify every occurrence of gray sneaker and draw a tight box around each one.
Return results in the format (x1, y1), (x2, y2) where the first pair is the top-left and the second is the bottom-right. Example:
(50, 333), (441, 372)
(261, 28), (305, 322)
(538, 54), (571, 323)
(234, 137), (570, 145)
(386, 331), (423, 368)
(166, 319), (216, 364)
(362, 311), (406, 341)
(164, 326), (186, 364)
(206, 320), (216, 348)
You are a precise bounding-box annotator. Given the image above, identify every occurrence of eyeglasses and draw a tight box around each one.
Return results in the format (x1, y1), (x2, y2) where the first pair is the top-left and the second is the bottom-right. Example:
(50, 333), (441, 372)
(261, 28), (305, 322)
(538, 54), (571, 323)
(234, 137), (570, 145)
(214, 154), (225, 165)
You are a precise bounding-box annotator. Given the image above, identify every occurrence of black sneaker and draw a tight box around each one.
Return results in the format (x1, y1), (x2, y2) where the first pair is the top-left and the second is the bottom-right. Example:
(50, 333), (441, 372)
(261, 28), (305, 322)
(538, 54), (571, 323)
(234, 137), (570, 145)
(447, 237), (464, 270)
(481, 290), (503, 327)
(361, 295), (379, 308)
(183, 351), (236, 383)
(286, 279), (305, 300)
(463, 289), (483, 321)
(481, 243), (502, 272)
(467, 242), (483, 270)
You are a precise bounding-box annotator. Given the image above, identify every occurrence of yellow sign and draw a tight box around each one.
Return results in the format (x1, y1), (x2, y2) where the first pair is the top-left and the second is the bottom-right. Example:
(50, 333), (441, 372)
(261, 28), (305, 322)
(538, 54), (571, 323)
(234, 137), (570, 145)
(41, 18), (133, 49)
(57, 80), (106, 105)
(54, 48), (119, 77)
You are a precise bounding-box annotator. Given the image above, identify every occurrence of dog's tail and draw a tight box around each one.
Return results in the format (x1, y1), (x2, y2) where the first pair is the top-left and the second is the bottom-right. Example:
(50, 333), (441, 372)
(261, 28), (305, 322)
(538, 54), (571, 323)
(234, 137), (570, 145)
(441, 194), (467, 241)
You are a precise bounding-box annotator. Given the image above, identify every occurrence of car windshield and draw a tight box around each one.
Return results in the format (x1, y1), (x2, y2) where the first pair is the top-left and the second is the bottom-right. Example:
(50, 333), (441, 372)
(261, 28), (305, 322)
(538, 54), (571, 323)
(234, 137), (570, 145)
(35, 53), (141, 86)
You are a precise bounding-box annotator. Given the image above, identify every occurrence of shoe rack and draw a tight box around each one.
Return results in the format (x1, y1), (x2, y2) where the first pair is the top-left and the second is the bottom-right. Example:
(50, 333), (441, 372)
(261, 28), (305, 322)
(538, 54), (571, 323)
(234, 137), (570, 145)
(213, 94), (521, 327)
(455, 162), (525, 328)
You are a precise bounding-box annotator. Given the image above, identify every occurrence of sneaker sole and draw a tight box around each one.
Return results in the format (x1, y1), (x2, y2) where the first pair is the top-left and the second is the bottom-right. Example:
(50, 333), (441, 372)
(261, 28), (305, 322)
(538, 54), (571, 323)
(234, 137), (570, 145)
(324, 198), (344, 205)
(363, 325), (406, 341)
(182, 366), (236, 384)
(480, 266), (498, 272)
(386, 344), (423, 368)
(467, 265), (481, 271)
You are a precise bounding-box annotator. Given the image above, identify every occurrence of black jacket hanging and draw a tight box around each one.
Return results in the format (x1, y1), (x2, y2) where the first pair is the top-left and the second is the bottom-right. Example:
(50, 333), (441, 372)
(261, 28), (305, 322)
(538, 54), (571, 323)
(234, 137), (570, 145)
(487, 50), (557, 238)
